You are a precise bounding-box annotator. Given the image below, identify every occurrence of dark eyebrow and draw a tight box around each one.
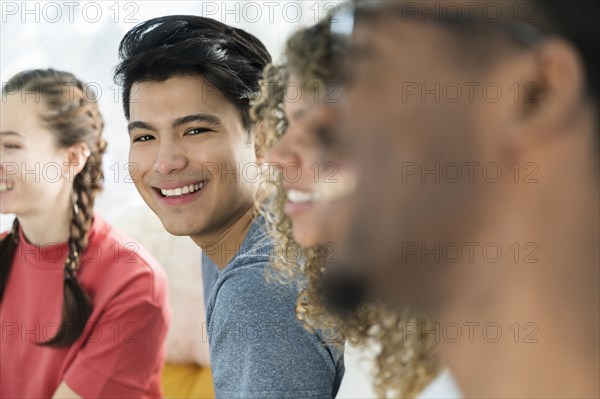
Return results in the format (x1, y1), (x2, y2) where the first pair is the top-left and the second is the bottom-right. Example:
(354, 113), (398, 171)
(0, 131), (24, 138)
(172, 113), (222, 129)
(127, 113), (222, 134)
(127, 121), (158, 134)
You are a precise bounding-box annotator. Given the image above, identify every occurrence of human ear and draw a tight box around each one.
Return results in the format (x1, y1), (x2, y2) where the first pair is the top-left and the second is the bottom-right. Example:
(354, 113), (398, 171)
(506, 38), (586, 155)
(62, 143), (91, 179)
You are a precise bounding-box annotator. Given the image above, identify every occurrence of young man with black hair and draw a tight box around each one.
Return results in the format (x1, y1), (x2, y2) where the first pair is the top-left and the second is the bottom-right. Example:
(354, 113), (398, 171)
(326, 0), (599, 397)
(115, 16), (344, 398)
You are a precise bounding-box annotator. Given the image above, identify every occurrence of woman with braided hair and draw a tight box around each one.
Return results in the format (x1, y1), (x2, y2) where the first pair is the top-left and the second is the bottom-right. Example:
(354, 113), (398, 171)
(0, 69), (170, 398)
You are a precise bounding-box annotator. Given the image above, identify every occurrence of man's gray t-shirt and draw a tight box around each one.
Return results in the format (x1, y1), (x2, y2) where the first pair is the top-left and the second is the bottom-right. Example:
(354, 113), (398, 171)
(202, 215), (345, 398)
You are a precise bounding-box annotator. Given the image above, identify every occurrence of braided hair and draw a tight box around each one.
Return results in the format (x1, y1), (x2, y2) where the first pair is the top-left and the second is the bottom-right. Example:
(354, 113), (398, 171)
(0, 69), (106, 347)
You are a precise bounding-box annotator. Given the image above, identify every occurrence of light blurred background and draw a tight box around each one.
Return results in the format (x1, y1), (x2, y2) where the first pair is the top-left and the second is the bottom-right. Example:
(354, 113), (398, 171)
(0, 1), (459, 397)
(1, 0), (343, 227)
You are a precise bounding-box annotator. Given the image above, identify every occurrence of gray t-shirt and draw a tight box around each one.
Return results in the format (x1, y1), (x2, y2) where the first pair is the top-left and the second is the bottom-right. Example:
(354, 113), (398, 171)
(202, 215), (344, 398)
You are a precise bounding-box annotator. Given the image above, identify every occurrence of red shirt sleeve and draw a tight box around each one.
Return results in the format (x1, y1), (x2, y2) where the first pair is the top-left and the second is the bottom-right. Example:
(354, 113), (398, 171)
(63, 271), (169, 398)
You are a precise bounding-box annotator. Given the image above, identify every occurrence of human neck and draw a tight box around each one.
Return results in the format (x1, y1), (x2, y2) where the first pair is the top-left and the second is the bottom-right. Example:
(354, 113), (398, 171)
(443, 268), (599, 397)
(192, 205), (257, 269)
(18, 190), (72, 246)
(441, 124), (599, 398)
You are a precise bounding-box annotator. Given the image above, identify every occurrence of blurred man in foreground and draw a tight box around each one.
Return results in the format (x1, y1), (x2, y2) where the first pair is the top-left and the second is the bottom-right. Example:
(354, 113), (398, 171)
(330, 1), (599, 397)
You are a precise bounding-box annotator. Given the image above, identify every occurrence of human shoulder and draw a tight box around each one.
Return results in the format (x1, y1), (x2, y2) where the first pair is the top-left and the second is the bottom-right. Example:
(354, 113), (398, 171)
(81, 214), (168, 305)
(209, 262), (297, 330)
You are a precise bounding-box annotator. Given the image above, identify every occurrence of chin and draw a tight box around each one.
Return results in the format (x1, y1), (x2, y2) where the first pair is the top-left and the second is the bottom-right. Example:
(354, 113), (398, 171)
(159, 218), (200, 237)
(0, 197), (16, 214)
(162, 224), (191, 237)
(150, 210), (195, 237)
(292, 224), (321, 248)
(0, 205), (18, 215)
(144, 204), (197, 238)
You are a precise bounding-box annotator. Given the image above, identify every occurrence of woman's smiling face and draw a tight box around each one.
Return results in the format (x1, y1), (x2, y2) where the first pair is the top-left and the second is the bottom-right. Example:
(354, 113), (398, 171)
(266, 78), (356, 247)
(0, 94), (70, 217)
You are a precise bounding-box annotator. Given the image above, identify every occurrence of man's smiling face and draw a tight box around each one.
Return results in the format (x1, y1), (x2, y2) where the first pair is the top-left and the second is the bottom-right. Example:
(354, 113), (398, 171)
(338, 14), (491, 315)
(128, 74), (258, 239)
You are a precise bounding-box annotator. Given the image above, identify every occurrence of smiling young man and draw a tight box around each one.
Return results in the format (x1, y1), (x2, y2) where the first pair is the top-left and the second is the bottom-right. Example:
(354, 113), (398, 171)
(114, 16), (344, 398)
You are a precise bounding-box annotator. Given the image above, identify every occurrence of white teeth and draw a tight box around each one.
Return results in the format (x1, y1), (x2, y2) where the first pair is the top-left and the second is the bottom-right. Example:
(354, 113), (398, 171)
(287, 189), (314, 204)
(0, 182), (14, 192)
(314, 169), (358, 202)
(160, 181), (206, 197)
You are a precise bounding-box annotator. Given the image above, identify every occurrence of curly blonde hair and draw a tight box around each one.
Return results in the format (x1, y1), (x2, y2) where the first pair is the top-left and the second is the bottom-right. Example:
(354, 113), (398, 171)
(251, 18), (439, 399)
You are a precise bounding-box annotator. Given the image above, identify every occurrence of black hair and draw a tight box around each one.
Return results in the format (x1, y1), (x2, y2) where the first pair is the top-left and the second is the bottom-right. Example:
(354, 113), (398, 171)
(114, 15), (272, 132)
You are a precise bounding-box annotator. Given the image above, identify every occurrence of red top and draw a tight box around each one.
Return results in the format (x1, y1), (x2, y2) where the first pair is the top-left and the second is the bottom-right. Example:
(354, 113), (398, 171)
(0, 214), (170, 398)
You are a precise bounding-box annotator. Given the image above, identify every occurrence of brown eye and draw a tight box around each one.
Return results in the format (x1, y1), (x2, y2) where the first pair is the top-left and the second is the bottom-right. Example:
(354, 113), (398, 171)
(185, 128), (212, 136)
(133, 135), (154, 143)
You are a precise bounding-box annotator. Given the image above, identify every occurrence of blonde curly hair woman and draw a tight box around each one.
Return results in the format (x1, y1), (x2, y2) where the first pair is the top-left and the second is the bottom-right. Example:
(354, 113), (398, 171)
(252, 15), (439, 399)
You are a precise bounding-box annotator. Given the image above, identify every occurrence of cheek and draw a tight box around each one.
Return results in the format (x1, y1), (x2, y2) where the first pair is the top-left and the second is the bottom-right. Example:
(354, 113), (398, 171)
(232, 135), (257, 164)
(289, 146), (323, 187)
(291, 207), (327, 247)
(128, 158), (141, 179)
(292, 217), (320, 247)
(18, 152), (65, 201)
(203, 149), (231, 183)
(320, 200), (354, 243)
(128, 146), (153, 180)
(220, 143), (258, 187)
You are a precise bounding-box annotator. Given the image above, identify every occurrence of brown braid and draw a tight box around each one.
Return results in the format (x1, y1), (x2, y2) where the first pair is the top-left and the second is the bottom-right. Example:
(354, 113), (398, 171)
(0, 219), (20, 299)
(0, 69), (106, 347)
